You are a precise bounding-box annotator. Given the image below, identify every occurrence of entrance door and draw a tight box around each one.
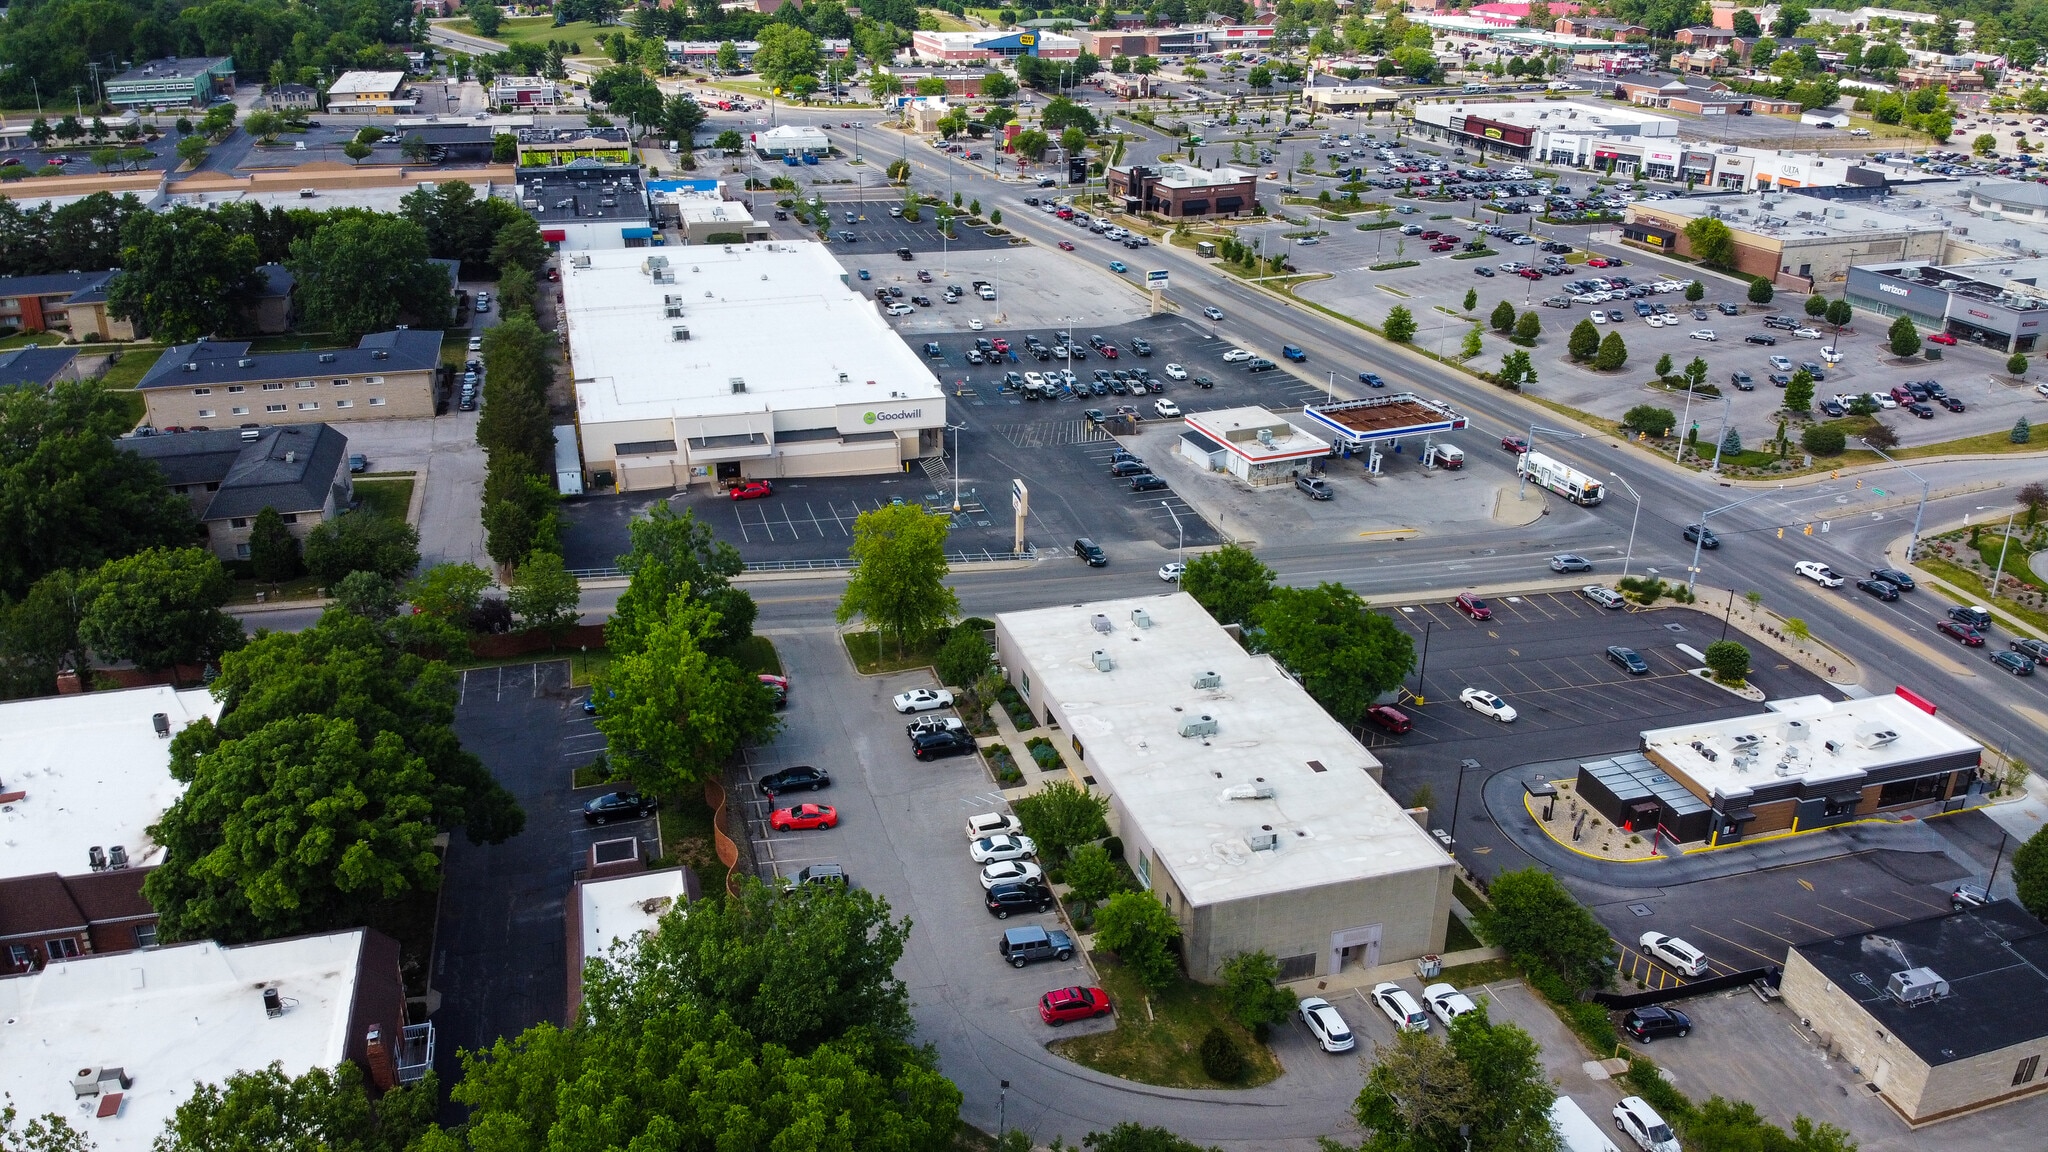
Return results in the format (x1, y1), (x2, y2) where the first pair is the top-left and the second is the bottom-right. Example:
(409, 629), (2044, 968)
(715, 462), (742, 482)
(1329, 924), (1382, 975)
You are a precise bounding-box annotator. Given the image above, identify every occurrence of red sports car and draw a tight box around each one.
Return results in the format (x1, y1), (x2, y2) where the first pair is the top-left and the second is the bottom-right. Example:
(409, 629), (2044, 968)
(1586, 257), (1613, 268)
(1039, 985), (1112, 1025)
(769, 803), (838, 831)
(1058, 241), (1076, 251)
(1453, 592), (1493, 621)
(730, 481), (774, 501)
(1927, 333), (1957, 345)
(991, 338), (1010, 353)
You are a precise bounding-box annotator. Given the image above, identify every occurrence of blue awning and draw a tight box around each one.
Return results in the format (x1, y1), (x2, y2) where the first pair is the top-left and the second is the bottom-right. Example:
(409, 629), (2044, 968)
(621, 227), (654, 239)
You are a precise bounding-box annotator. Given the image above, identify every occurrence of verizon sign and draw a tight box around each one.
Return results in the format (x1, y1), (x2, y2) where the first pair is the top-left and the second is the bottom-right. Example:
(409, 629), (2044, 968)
(1879, 283), (1910, 297)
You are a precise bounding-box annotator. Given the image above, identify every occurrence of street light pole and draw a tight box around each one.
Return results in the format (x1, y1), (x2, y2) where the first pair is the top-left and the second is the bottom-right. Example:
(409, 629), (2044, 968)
(1609, 470), (1642, 580)
(948, 421), (967, 512)
(1162, 500), (1184, 571)
(1686, 488), (1782, 591)
(1517, 422), (1587, 500)
(1860, 437), (1932, 561)
(1992, 508), (2019, 597)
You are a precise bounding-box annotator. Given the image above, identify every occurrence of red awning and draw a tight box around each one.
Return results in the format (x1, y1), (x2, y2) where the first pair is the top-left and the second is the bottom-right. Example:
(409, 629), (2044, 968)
(541, 229), (566, 242)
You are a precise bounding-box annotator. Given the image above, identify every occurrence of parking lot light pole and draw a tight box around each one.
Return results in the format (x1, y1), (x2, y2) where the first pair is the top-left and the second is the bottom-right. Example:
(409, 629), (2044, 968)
(1687, 488), (1782, 592)
(1859, 437), (1931, 561)
(1707, 393), (1733, 474)
(948, 421), (967, 512)
(1608, 470), (1642, 580)
(1163, 501), (1184, 571)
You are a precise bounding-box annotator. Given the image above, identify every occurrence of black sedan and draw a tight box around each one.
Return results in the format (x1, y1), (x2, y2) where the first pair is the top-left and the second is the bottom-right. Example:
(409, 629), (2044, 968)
(1475, 266), (1496, 277)
(583, 791), (658, 824)
(760, 765), (832, 795)
(1744, 333), (1778, 345)
(1606, 645), (1650, 675)
(1855, 577), (1900, 601)
(1871, 568), (1916, 590)
(912, 729), (978, 761)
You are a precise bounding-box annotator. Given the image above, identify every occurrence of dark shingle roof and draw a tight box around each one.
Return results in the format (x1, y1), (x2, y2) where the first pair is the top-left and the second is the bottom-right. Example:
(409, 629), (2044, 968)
(137, 329), (442, 391)
(255, 263), (295, 300)
(60, 868), (155, 922)
(117, 423), (348, 521)
(0, 271), (118, 302)
(0, 346), (77, 389)
(0, 874), (86, 937)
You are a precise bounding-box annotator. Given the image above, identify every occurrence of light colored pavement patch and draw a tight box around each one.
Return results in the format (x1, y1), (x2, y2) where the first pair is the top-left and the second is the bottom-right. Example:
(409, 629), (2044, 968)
(325, 412), (487, 569)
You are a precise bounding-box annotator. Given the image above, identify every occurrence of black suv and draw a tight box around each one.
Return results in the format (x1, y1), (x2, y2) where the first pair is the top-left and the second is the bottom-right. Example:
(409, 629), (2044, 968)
(986, 880), (1057, 919)
(1074, 538), (1108, 566)
(759, 765), (831, 795)
(1129, 338), (1153, 356)
(1621, 1005), (1692, 1041)
(1109, 459), (1148, 477)
(583, 791), (658, 824)
(912, 729), (977, 761)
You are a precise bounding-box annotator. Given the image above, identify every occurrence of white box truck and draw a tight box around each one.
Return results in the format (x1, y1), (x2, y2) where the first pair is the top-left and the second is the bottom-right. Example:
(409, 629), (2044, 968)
(1550, 1096), (1620, 1152)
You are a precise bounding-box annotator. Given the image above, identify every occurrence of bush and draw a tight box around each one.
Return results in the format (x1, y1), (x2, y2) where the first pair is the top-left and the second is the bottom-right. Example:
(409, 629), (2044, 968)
(1624, 404), (1676, 437)
(2012, 352), (2033, 378)
(1801, 425), (1846, 455)
(1593, 330), (1628, 371)
(1490, 299), (1517, 333)
(1384, 305), (1417, 343)
(2017, 417), (2034, 444)
(1704, 640), (1750, 684)
(1199, 1027), (1246, 1083)
(1684, 279), (1704, 302)
(1747, 278), (1774, 305)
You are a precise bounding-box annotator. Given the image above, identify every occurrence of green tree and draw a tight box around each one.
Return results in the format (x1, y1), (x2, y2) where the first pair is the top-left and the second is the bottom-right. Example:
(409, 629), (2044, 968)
(246, 506), (304, 583)
(0, 570), (88, 697)
(1447, 1008), (1559, 1152)
(1078, 1125), (1220, 1152)
(1805, 292), (1830, 318)
(1974, 132), (2000, 155)
(1251, 583), (1415, 728)
(1095, 889), (1182, 989)
(1594, 330), (1629, 370)
(1460, 324), (1484, 360)
(304, 511), (422, 586)
(1655, 352), (1676, 380)
(1685, 356), (1710, 391)
(2015, 824), (2048, 920)
(1682, 216), (1736, 266)
(662, 93), (707, 146)
(1568, 317), (1600, 361)
(176, 133), (210, 168)
(1720, 426), (1744, 456)
(1012, 780), (1110, 862)
(1624, 405), (1677, 437)
(497, 262), (536, 319)
(1802, 424), (1846, 455)
(404, 563), (493, 624)
(591, 596), (777, 796)
(508, 550), (581, 633)
(607, 502), (753, 659)
(1476, 867), (1615, 987)
(1785, 373), (1814, 412)
(836, 503), (961, 656)
(1385, 304), (1417, 342)
(755, 24), (823, 91)
(78, 547), (244, 672)
(492, 133), (516, 163)
(1513, 309), (1540, 343)
(1685, 278), (1706, 302)
(2017, 417), (2034, 445)
(2010, 353), (2033, 377)
(289, 215), (451, 338)
(1011, 128), (1050, 158)
(1062, 842), (1123, 913)
(1247, 65), (1273, 90)
(332, 571), (400, 621)
(1825, 297), (1853, 331)
(466, 0), (502, 36)
(981, 70), (1018, 99)
(106, 206), (265, 343)
(1355, 1029), (1475, 1141)
(1749, 277), (1775, 305)
(1489, 298), (1517, 333)
(717, 40), (742, 72)
(1704, 639), (1751, 684)
(341, 140), (373, 164)
(1180, 543), (1275, 627)
(714, 128), (744, 152)
(934, 622), (993, 689)
(587, 875), (915, 1050)
(2019, 482), (2048, 529)
(156, 1060), (438, 1152)
(1217, 951), (1298, 1035)
(1463, 287), (1479, 312)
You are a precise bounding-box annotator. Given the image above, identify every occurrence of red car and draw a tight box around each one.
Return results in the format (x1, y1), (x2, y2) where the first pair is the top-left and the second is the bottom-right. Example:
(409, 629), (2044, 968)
(991, 338), (1010, 353)
(1421, 230), (1441, 239)
(769, 803), (838, 831)
(1500, 435), (1529, 454)
(1927, 333), (1957, 345)
(1100, 345), (1119, 359)
(1937, 620), (1985, 646)
(730, 481), (774, 501)
(1586, 257), (1612, 268)
(1453, 593), (1493, 621)
(1039, 985), (1112, 1025)
(1059, 241), (1076, 251)
(1366, 705), (1412, 734)
(1430, 242), (1455, 252)
(1519, 269), (1544, 280)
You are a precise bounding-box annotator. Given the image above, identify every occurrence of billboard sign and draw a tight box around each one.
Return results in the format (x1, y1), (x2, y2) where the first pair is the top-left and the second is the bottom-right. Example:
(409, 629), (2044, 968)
(1146, 269), (1169, 290)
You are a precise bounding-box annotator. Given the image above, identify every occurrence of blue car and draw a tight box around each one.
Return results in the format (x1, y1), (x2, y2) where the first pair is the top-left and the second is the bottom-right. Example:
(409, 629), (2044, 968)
(1359, 372), (1386, 388)
(857, 269), (871, 280)
(1109, 260), (1128, 273)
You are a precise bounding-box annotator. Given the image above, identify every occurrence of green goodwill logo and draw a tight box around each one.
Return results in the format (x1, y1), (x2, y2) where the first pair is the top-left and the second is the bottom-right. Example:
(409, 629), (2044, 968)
(865, 408), (924, 425)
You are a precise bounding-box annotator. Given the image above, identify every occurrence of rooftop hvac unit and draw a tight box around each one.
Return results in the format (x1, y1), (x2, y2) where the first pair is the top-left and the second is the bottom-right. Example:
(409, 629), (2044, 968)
(236, 358), (254, 368)
(729, 377), (745, 393)
(1689, 740), (1718, 762)
(1131, 608), (1152, 629)
(318, 353), (336, 363)
(88, 846), (106, 871)
(1256, 428), (1275, 447)
(153, 712), (171, 738)
(1092, 649), (1114, 672)
(1178, 713), (1219, 738)
(371, 350), (388, 360)
(1223, 784), (1277, 801)
(672, 327), (690, 342)
(1731, 732), (1761, 747)
(1858, 727), (1900, 748)
(1783, 719), (1809, 743)
(182, 362), (197, 372)
(1091, 613), (1112, 633)
(1191, 670), (1221, 689)
(1830, 207), (1849, 218)
(1246, 830), (1279, 852)
(107, 845), (127, 869)
(1887, 967), (1949, 1006)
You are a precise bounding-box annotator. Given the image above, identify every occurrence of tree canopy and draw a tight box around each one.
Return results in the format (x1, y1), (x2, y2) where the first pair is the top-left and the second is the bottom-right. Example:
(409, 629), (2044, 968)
(609, 501), (754, 660)
(1475, 867), (1615, 988)
(288, 213), (452, 338)
(1180, 543), (1275, 627)
(1354, 1005), (1557, 1152)
(144, 613), (523, 944)
(77, 546), (245, 672)
(591, 590), (778, 796)
(1251, 582), (1415, 728)
(304, 509), (421, 587)
(836, 503), (960, 654)
(106, 205), (265, 343)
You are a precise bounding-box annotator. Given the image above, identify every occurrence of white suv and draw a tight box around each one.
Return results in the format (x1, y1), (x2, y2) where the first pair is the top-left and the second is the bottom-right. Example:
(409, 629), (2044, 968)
(1371, 982), (1430, 1032)
(1613, 1097), (1681, 1152)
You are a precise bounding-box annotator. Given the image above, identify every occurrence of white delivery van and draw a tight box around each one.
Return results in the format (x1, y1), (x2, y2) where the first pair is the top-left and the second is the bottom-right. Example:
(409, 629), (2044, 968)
(1432, 443), (1465, 470)
(1551, 1096), (1620, 1152)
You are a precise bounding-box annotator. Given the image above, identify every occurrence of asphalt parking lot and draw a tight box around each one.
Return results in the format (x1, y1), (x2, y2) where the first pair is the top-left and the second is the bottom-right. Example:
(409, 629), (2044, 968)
(822, 198), (1012, 257)
(436, 661), (620, 1081)
(1369, 591), (1832, 845)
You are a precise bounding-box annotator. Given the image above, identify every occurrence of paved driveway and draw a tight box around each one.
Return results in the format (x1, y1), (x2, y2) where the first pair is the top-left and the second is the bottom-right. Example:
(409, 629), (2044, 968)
(738, 627), (1365, 1150)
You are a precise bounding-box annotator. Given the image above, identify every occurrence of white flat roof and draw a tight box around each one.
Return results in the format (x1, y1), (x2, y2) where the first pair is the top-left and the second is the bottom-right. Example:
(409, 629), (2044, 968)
(1642, 694), (1980, 805)
(676, 199), (762, 226)
(1184, 406), (1330, 463)
(0, 930), (366, 1149)
(328, 71), (405, 95)
(0, 685), (221, 880)
(577, 868), (689, 963)
(1426, 99), (1677, 133)
(999, 594), (1447, 906)
(564, 242), (942, 426)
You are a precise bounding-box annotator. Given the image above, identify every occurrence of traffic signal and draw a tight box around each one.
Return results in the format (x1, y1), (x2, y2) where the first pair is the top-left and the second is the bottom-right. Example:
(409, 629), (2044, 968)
(1777, 527), (1785, 539)
(1804, 523), (1814, 535)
